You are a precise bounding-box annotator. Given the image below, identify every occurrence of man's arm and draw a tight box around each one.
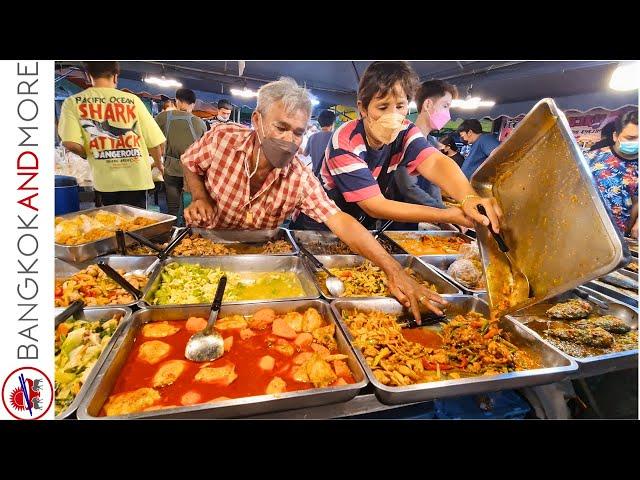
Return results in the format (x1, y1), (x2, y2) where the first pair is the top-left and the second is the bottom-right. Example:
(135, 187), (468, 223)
(358, 194), (470, 226)
(325, 211), (447, 322)
(148, 145), (163, 173)
(62, 141), (86, 159)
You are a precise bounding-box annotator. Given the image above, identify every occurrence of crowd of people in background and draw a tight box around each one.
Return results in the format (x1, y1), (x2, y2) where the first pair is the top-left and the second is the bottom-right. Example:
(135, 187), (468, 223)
(57, 61), (638, 240)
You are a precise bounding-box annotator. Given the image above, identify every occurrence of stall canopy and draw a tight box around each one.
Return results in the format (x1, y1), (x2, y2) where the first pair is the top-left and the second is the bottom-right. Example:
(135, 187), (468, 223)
(56, 61), (637, 117)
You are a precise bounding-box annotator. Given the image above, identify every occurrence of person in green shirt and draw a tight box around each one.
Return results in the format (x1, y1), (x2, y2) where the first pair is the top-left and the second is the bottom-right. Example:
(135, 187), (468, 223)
(58, 61), (165, 209)
(155, 88), (207, 224)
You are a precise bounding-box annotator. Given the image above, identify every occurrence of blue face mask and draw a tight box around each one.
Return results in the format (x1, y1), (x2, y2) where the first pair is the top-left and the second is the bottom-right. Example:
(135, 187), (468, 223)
(619, 141), (639, 155)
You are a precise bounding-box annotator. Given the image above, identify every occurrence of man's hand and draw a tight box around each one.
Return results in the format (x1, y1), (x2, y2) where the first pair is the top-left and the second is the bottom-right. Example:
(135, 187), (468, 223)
(444, 207), (473, 228)
(386, 266), (448, 324)
(461, 196), (503, 232)
(184, 197), (214, 226)
(153, 160), (164, 175)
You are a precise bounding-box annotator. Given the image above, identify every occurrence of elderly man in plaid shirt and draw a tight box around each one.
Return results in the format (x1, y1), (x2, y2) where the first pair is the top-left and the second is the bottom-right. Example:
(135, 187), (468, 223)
(181, 77), (446, 322)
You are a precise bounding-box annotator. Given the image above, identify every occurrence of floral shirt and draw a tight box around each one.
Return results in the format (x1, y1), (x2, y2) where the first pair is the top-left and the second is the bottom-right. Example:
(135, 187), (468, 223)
(587, 147), (638, 234)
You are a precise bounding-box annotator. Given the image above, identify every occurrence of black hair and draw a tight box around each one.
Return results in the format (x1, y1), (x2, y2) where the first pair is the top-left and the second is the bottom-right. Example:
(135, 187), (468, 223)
(458, 119), (483, 135)
(217, 99), (233, 110)
(415, 80), (459, 111)
(439, 134), (459, 151)
(175, 88), (196, 105)
(317, 109), (336, 127)
(83, 61), (120, 79)
(358, 61), (419, 109)
(615, 110), (638, 134)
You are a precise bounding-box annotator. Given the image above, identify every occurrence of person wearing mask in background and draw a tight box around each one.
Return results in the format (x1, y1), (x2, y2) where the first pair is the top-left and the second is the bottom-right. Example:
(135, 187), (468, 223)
(58, 61), (165, 209)
(458, 119), (501, 179)
(440, 134), (466, 167)
(305, 109), (336, 179)
(388, 80), (459, 230)
(587, 110), (638, 237)
(155, 88), (207, 224)
(317, 61), (502, 232)
(206, 99), (234, 129)
(181, 77), (447, 320)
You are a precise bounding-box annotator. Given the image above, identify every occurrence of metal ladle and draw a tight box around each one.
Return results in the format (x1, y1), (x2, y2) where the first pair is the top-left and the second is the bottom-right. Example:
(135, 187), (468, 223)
(298, 245), (345, 297)
(185, 276), (227, 362)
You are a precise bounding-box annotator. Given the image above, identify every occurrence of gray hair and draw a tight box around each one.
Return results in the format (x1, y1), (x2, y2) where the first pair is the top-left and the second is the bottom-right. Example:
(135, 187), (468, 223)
(256, 77), (312, 118)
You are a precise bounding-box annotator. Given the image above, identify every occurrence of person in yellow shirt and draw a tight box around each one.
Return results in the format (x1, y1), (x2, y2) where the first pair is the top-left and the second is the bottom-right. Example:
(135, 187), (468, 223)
(58, 62), (166, 209)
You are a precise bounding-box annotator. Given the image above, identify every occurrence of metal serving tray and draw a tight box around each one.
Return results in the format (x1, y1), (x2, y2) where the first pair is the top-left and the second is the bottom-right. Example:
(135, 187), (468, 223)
(303, 254), (461, 300)
(331, 296), (577, 404)
(586, 268), (638, 308)
(382, 230), (473, 257)
(76, 299), (367, 419)
(55, 256), (159, 309)
(417, 255), (486, 294)
(55, 306), (132, 419)
(471, 98), (630, 314)
(183, 227), (298, 255)
(55, 204), (176, 263)
(142, 256), (320, 308)
(505, 286), (638, 378)
(290, 230), (404, 255)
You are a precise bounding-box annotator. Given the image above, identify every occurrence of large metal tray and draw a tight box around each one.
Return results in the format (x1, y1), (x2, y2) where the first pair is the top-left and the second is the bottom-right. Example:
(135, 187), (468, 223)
(505, 286), (638, 378)
(586, 268), (638, 308)
(55, 204), (176, 263)
(142, 255), (320, 308)
(470, 98), (630, 314)
(76, 299), (367, 419)
(382, 230), (473, 257)
(183, 227), (298, 255)
(331, 296), (578, 404)
(55, 256), (159, 309)
(55, 306), (132, 419)
(290, 229), (405, 255)
(303, 254), (461, 300)
(417, 255), (486, 294)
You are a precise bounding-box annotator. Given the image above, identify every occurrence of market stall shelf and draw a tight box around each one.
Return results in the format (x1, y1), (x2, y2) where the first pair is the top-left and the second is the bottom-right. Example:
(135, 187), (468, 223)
(331, 296), (577, 404)
(55, 205), (176, 263)
(76, 300), (367, 419)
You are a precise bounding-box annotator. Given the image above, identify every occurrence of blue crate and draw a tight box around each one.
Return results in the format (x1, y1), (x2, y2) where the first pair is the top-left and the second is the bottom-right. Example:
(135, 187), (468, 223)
(434, 391), (531, 419)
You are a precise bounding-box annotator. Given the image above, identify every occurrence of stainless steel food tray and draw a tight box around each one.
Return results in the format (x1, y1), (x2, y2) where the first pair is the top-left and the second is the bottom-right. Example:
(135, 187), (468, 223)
(331, 296), (578, 404)
(76, 299), (367, 419)
(55, 204), (176, 263)
(183, 227), (298, 255)
(586, 268), (638, 308)
(55, 256), (159, 309)
(505, 286), (638, 378)
(303, 254), (461, 300)
(142, 255), (320, 307)
(471, 98), (630, 314)
(381, 230), (473, 257)
(55, 306), (132, 419)
(290, 229), (405, 255)
(417, 255), (486, 294)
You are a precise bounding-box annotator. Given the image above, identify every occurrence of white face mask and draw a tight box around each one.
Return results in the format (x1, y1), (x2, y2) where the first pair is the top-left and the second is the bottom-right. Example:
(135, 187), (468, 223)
(217, 114), (230, 122)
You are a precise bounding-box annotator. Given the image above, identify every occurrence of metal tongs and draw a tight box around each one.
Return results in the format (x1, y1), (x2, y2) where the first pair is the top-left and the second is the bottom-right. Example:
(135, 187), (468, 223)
(130, 227), (192, 276)
(55, 300), (85, 326)
(97, 261), (143, 301)
(297, 245), (345, 297)
(372, 220), (394, 240)
(396, 310), (448, 329)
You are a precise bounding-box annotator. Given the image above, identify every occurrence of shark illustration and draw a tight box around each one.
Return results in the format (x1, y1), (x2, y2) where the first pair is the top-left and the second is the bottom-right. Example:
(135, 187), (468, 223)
(80, 119), (138, 140)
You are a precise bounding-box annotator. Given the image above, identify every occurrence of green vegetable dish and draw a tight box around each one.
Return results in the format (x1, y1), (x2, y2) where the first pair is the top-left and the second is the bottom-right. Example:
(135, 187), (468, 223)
(55, 315), (121, 416)
(150, 262), (307, 305)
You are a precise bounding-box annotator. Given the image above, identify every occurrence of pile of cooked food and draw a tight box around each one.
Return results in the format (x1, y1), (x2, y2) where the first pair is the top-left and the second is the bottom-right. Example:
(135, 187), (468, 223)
(150, 262), (306, 305)
(315, 261), (438, 297)
(302, 238), (398, 255)
(126, 242), (168, 255)
(55, 264), (148, 307)
(170, 234), (292, 256)
(55, 210), (157, 245)
(446, 242), (486, 290)
(524, 298), (638, 357)
(100, 307), (355, 416)
(387, 233), (468, 255)
(342, 309), (539, 385)
(55, 313), (122, 416)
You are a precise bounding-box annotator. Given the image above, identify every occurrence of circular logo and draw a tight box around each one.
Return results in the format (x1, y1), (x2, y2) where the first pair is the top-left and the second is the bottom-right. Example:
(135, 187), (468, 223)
(2, 367), (53, 420)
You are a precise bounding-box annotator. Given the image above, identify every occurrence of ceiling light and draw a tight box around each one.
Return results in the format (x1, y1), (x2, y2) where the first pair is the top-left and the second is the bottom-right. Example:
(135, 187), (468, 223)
(609, 62), (640, 91)
(451, 96), (496, 109)
(231, 87), (258, 98)
(144, 76), (182, 88)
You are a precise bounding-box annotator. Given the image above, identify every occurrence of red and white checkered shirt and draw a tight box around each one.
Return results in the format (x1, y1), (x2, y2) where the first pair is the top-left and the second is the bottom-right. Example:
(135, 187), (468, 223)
(181, 123), (340, 229)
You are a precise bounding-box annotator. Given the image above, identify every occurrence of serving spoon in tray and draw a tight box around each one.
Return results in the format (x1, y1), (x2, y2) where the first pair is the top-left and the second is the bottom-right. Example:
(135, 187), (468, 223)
(298, 245), (346, 297)
(185, 276), (227, 362)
